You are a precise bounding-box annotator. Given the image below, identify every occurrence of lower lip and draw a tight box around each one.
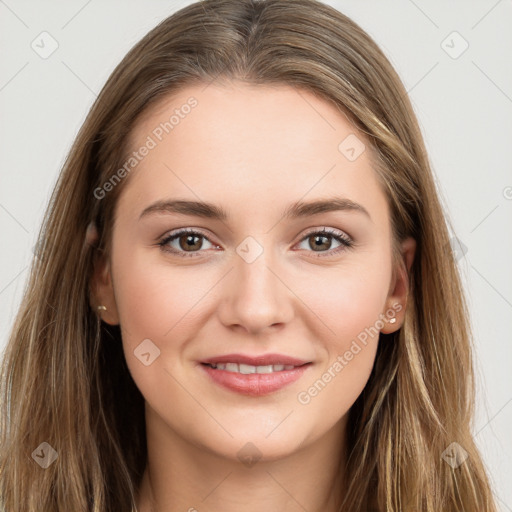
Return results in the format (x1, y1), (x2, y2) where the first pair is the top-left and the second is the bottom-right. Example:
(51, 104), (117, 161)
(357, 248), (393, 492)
(200, 363), (311, 396)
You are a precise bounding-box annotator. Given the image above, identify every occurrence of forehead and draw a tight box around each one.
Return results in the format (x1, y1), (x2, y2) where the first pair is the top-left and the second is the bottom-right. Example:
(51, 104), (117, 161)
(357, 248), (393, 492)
(117, 81), (387, 224)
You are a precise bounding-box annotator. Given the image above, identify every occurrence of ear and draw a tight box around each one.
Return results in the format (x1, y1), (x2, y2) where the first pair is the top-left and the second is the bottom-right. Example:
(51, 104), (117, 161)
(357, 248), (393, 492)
(86, 222), (120, 326)
(380, 236), (416, 334)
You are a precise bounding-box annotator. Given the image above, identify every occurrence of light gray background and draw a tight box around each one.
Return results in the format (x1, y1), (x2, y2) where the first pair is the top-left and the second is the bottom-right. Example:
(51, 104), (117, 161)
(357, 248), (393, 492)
(1, 0), (511, 509)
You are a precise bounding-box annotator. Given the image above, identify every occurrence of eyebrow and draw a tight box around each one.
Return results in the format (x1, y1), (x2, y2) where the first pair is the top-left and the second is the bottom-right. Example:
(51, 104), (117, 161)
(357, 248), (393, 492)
(138, 197), (372, 222)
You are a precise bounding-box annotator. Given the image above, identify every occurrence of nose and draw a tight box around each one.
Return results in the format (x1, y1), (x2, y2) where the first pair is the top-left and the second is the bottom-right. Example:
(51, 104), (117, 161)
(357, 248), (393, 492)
(216, 246), (294, 335)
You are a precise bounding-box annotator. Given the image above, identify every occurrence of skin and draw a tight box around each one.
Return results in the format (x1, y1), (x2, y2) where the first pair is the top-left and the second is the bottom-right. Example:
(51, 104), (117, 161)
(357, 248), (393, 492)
(90, 81), (416, 512)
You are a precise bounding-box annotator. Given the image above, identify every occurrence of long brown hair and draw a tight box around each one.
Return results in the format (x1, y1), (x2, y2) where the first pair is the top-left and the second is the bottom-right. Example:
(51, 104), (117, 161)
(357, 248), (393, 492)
(0, 0), (498, 510)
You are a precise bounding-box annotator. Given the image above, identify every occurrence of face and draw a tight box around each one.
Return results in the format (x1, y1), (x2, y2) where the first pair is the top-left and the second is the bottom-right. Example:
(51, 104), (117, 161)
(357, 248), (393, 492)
(92, 81), (414, 462)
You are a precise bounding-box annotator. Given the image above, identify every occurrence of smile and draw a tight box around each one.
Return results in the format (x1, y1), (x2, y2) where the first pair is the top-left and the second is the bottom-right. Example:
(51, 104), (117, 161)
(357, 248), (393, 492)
(199, 361), (312, 396)
(204, 362), (297, 373)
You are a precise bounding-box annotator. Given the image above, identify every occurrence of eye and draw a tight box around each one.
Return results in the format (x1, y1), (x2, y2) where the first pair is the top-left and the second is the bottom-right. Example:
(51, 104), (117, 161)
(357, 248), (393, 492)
(158, 228), (218, 257)
(295, 227), (354, 257)
(157, 226), (354, 258)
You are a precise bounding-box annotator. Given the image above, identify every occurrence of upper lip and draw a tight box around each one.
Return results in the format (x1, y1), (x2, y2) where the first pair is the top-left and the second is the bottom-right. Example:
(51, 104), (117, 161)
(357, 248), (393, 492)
(201, 353), (311, 367)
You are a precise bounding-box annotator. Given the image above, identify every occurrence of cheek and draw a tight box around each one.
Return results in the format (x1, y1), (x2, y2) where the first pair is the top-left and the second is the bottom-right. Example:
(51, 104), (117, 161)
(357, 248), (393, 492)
(113, 249), (213, 341)
(314, 277), (386, 337)
(110, 249), (221, 393)
(292, 255), (391, 410)
(296, 250), (392, 348)
(294, 275), (386, 423)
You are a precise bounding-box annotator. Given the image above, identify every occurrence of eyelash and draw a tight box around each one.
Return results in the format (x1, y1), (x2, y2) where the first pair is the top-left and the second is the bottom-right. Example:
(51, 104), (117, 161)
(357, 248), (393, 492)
(157, 227), (354, 258)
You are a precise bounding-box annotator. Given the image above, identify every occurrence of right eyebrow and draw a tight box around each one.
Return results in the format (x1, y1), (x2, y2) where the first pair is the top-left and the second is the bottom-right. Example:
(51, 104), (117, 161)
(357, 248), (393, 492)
(139, 199), (228, 221)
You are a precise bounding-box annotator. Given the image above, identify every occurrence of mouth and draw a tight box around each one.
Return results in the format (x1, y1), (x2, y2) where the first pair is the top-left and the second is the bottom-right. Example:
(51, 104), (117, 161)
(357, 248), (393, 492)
(198, 354), (313, 396)
(200, 352), (311, 368)
(201, 362), (306, 374)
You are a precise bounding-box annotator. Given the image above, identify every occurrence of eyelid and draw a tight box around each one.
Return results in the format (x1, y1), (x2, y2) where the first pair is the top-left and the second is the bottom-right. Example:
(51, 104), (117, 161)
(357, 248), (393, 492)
(299, 226), (352, 242)
(161, 227), (217, 242)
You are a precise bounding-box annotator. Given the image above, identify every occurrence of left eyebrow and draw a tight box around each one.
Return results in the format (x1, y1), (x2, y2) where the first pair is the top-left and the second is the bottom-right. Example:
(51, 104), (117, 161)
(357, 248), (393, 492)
(282, 197), (372, 222)
(138, 196), (372, 222)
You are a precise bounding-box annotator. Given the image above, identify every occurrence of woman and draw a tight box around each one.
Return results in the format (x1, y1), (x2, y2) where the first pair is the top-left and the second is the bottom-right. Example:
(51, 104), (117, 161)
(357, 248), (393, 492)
(0, 0), (498, 510)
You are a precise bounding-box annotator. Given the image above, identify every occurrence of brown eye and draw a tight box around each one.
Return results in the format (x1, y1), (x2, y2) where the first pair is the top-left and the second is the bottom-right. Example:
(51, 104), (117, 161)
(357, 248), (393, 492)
(178, 233), (203, 251)
(296, 228), (353, 257)
(308, 233), (333, 252)
(158, 229), (217, 257)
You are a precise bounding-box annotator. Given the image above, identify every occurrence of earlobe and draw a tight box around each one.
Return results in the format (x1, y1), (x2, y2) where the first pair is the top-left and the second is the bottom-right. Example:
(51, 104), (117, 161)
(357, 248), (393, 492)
(85, 221), (99, 248)
(380, 236), (416, 334)
(88, 230), (120, 326)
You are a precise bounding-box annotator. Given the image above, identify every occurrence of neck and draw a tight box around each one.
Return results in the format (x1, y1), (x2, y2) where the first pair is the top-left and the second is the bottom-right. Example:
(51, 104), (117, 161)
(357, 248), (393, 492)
(136, 405), (348, 512)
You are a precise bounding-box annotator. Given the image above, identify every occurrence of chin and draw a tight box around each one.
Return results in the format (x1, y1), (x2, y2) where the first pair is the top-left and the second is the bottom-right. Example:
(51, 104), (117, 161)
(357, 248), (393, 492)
(199, 427), (309, 465)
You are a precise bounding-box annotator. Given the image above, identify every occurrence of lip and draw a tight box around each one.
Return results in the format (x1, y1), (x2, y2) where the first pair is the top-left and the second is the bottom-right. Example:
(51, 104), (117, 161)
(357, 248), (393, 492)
(199, 353), (312, 396)
(200, 353), (310, 366)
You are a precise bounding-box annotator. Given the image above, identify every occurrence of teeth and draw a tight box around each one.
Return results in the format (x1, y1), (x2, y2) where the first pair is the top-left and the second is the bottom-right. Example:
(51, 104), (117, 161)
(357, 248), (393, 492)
(239, 364), (257, 374)
(256, 365), (274, 374)
(208, 363), (296, 373)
